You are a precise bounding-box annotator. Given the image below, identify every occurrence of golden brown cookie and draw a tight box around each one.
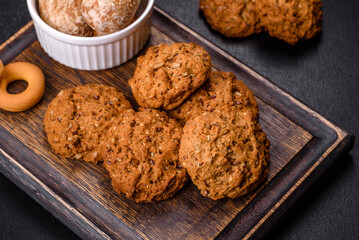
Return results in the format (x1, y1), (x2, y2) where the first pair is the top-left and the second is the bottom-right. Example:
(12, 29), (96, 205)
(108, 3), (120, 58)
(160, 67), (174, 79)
(44, 84), (132, 163)
(256, 0), (323, 45)
(199, 0), (262, 38)
(102, 108), (188, 202)
(179, 111), (270, 200)
(38, 0), (93, 37)
(81, 0), (140, 35)
(169, 71), (258, 125)
(129, 43), (212, 110)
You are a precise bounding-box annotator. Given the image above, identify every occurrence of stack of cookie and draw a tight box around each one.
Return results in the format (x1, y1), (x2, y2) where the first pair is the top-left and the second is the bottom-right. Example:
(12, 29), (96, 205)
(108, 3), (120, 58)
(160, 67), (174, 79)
(44, 42), (270, 202)
(199, 0), (323, 45)
(44, 84), (188, 203)
(168, 71), (270, 199)
(129, 42), (270, 200)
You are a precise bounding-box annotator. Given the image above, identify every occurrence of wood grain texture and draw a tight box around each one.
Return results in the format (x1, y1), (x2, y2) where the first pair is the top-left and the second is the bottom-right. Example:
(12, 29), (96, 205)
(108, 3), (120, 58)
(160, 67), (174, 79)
(0, 7), (354, 240)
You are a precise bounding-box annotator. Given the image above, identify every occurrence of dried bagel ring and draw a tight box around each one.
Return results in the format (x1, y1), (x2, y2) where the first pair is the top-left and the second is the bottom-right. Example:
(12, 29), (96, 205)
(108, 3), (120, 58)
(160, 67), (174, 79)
(0, 61), (45, 112)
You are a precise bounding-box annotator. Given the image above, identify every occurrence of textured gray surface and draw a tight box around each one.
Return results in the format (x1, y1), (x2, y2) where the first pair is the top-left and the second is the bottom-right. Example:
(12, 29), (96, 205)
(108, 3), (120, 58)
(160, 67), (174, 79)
(0, 0), (358, 239)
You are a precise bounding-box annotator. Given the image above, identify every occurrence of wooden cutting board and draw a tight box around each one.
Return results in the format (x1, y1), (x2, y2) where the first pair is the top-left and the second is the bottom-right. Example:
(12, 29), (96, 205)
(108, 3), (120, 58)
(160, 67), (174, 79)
(0, 7), (354, 240)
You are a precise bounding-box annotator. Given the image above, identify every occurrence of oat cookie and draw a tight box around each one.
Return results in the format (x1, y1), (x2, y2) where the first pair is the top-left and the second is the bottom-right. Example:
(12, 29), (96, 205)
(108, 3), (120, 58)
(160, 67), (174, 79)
(199, 0), (262, 38)
(256, 0), (322, 45)
(169, 71), (258, 125)
(44, 84), (132, 163)
(102, 108), (187, 202)
(179, 112), (270, 200)
(38, 0), (93, 37)
(129, 43), (212, 110)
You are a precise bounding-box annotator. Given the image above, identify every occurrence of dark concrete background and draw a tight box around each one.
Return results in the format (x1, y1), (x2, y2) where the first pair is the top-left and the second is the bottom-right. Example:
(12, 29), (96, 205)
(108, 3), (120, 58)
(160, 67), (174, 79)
(0, 0), (358, 239)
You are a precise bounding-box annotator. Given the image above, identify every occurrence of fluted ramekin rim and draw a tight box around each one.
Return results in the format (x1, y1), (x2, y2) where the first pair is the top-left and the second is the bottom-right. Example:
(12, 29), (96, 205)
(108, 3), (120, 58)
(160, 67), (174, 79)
(27, 0), (154, 46)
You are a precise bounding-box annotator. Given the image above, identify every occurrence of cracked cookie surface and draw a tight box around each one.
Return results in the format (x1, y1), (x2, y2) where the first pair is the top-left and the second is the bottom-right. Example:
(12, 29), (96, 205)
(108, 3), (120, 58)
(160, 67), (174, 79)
(44, 84), (132, 163)
(169, 71), (258, 125)
(179, 112), (270, 200)
(101, 108), (187, 202)
(129, 42), (211, 110)
(199, 0), (262, 38)
(256, 0), (323, 45)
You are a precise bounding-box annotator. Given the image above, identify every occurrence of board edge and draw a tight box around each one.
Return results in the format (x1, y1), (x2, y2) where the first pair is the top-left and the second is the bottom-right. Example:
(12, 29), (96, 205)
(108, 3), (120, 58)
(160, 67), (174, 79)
(0, 148), (112, 240)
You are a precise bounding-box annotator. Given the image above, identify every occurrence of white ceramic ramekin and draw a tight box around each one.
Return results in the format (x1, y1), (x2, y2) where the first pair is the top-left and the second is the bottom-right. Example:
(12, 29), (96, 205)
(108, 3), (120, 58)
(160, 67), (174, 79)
(27, 0), (154, 70)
